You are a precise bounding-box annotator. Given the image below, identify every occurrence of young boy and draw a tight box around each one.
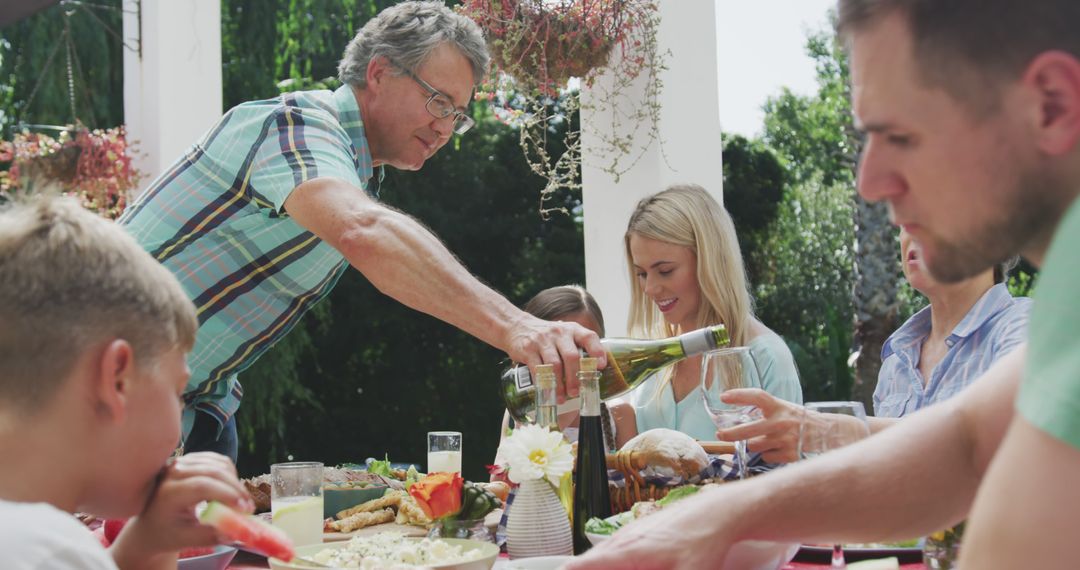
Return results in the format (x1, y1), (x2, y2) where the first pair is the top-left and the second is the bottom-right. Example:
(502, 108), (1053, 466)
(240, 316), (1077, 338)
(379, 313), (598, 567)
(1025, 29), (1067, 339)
(0, 195), (254, 569)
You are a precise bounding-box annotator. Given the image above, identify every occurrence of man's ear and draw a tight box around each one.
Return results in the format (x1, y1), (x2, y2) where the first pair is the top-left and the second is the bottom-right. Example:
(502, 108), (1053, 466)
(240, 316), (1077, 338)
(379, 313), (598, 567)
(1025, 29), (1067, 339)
(1023, 50), (1080, 156)
(95, 339), (135, 423)
(365, 55), (392, 93)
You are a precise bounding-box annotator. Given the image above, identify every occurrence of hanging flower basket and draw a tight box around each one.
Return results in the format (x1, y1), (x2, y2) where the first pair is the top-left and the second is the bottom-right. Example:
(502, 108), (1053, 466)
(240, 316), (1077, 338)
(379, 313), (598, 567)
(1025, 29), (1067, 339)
(459, 0), (666, 214)
(460, 0), (653, 96)
(0, 124), (142, 220)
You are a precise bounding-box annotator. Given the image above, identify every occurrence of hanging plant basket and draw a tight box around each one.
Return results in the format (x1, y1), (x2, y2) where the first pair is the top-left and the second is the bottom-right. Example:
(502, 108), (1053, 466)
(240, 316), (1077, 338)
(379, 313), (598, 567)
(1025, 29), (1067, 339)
(461, 0), (652, 96)
(0, 124), (142, 219)
(459, 0), (666, 215)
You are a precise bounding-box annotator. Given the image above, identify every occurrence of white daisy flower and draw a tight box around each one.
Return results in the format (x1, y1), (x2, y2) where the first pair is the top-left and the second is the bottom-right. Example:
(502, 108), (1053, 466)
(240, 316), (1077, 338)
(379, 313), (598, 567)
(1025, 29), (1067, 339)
(497, 424), (574, 486)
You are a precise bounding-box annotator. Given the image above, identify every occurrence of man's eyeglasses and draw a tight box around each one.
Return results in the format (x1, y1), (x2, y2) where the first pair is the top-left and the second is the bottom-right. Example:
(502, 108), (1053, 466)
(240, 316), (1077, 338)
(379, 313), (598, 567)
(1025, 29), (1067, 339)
(390, 59), (475, 135)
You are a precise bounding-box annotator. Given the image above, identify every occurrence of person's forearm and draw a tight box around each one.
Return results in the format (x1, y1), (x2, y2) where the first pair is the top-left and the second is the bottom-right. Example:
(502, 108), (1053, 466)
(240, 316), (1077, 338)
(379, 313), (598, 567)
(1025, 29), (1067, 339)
(868, 416), (898, 434)
(336, 204), (522, 352)
(724, 399), (978, 545)
(725, 349), (1023, 545)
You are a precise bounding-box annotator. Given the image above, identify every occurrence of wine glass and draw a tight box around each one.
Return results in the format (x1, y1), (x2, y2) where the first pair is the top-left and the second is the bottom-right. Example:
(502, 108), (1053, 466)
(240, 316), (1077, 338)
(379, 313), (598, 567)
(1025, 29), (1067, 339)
(798, 401), (871, 568)
(700, 347), (761, 479)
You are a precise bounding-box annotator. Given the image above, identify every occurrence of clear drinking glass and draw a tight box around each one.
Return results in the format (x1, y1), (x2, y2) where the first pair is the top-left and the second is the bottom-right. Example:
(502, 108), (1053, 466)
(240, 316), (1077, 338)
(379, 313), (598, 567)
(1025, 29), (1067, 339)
(427, 431), (462, 474)
(798, 402), (871, 568)
(701, 347), (761, 479)
(270, 461), (324, 547)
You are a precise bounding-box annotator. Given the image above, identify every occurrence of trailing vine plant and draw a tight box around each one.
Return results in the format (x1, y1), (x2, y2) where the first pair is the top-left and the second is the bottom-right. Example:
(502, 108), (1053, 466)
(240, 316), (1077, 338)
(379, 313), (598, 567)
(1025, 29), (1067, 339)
(458, 0), (667, 216)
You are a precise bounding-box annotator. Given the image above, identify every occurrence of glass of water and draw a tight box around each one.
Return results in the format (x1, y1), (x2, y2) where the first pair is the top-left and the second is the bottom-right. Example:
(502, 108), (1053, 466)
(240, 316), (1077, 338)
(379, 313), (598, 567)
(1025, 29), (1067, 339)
(799, 401), (871, 567)
(701, 347), (761, 479)
(427, 431), (462, 474)
(270, 461), (324, 547)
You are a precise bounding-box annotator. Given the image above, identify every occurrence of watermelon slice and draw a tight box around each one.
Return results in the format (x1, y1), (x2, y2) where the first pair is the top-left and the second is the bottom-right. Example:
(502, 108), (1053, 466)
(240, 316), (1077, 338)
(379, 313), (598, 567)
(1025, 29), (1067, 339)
(199, 501), (294, 562)
(102, 519), (127, 546)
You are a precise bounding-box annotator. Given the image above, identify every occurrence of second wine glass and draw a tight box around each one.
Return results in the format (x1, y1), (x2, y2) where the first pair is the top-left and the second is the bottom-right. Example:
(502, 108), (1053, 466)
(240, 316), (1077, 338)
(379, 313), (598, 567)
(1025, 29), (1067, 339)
(799, 401), (871, 568)
(701, 346), (761, 479)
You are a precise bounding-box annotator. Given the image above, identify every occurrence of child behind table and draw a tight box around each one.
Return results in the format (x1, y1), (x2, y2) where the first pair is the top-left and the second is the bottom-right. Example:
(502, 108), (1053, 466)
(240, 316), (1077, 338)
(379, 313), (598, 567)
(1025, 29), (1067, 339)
(0, 196), (252, 569)
(495, 286), (636, 464)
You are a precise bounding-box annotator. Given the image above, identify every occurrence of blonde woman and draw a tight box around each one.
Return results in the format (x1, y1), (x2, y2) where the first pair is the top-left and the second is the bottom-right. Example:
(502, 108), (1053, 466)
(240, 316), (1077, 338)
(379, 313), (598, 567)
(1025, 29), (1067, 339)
(623, 184), (803, 441)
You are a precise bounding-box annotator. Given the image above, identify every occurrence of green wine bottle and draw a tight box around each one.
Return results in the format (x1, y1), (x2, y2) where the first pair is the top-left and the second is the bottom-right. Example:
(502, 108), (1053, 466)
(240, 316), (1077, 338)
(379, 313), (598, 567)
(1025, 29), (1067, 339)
(501, 324), (729, 424)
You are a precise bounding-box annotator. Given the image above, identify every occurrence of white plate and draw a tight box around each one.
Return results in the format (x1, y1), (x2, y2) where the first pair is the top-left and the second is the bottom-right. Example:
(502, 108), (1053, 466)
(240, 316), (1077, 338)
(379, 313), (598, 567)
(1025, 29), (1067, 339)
(178, 545), (237, 570)
(502, 555), (574, 570)
(585, 534), (794, 570)
(585, 532), (609, 546)
(721, 540), (800, 570)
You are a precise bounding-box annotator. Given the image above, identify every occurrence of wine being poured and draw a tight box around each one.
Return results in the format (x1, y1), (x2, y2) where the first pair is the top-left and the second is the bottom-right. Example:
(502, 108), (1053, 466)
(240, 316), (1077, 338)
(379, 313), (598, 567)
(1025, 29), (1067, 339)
(501, 324), (729, 424)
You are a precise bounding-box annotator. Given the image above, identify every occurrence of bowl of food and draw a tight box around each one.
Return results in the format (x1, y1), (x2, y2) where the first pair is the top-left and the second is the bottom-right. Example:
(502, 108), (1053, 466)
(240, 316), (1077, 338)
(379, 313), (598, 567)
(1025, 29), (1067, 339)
(721, 540), (800, 570)
(503, 555), (575, 570)
(178, 545), (238, 570)
(269, 533), (499, 570)
(323, 482), (389, 519)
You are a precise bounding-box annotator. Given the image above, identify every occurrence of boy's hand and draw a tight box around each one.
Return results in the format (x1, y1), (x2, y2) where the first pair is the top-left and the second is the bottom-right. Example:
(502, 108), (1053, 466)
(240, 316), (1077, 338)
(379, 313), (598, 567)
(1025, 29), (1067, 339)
(110, 452), (254, 569)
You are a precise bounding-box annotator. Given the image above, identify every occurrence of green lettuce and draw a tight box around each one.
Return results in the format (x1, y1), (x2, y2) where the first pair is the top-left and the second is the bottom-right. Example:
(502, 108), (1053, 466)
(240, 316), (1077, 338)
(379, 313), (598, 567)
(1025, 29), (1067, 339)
(366, 454), (394, 478)
(656, 485), (700, 507)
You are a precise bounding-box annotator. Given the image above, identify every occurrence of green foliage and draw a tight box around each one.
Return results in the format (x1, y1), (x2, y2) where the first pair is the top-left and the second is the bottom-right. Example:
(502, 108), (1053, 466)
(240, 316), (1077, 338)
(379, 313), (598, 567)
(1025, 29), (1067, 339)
(0, 2), (125, 132)
(752, 176), (855, 401)
(753, 24), (862, 401)
(220, 0), (396, 108)
(721, 133), (786, 283)
(1007, 259), (1038, 298)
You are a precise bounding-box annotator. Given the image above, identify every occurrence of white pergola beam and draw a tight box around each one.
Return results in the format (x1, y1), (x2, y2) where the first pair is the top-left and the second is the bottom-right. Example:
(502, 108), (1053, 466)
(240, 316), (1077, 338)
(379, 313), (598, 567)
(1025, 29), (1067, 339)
(123, 0), (222, 185)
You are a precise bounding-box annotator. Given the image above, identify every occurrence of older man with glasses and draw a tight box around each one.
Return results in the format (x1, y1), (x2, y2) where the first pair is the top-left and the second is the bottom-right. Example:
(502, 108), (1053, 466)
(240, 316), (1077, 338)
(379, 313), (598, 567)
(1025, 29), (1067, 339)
(119, 0), (605, 460)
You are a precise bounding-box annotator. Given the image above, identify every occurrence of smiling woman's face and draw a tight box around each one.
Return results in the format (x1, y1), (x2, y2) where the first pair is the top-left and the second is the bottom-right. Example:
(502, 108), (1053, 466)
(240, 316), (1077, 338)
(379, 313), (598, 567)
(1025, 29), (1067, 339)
(628, 233), (702, 331)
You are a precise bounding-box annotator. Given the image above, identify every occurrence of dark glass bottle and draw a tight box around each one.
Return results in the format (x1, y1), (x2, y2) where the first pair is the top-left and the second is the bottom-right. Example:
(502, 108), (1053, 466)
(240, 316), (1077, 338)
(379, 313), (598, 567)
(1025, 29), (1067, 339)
(572, 357), (611, 554)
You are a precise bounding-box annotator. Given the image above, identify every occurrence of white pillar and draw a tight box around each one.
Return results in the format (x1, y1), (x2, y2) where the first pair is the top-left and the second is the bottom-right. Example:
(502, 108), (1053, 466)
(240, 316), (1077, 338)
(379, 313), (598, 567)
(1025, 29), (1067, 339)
(581, 0), (725, 336)
(123, 0), (222, 187)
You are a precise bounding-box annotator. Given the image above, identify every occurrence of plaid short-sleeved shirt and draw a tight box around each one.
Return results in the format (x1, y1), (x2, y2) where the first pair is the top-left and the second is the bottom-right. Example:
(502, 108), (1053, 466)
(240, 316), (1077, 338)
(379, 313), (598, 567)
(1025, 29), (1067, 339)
(120, 86), (374, 438)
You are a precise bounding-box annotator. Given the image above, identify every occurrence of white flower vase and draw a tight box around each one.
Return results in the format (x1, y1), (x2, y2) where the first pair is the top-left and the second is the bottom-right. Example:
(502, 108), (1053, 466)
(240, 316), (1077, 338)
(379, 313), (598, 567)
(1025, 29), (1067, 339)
(505, 479), (574, 559)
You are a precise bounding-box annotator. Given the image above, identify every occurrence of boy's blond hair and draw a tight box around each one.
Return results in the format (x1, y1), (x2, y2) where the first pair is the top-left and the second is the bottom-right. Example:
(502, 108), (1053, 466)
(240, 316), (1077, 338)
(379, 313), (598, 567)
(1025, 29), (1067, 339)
(0, 195), (197, 413)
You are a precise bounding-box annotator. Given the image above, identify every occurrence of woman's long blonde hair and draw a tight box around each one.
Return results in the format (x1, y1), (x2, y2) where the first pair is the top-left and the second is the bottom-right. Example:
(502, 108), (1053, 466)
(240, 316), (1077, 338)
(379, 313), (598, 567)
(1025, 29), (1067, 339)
(624, 183), (754, 348)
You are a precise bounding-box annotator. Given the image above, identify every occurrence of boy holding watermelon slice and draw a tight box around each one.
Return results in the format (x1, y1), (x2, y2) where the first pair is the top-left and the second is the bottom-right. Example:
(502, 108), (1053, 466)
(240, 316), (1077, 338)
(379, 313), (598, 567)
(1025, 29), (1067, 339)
(0, 196), (255, 569)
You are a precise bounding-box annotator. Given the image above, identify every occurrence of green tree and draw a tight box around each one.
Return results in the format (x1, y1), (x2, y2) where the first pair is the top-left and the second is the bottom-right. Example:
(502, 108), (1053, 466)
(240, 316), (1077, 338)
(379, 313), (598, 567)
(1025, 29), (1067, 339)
(762, 25), (899, 410)
(0, 1), (125, 132)
(721, 132), (787, 284)
(753, 175), (855, 401)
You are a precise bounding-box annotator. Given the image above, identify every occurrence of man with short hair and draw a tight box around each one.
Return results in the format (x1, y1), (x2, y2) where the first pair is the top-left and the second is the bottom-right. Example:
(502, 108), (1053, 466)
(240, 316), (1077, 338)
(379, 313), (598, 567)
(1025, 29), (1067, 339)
(567, 0), (1080, 567)
(120, 1), (604, 459)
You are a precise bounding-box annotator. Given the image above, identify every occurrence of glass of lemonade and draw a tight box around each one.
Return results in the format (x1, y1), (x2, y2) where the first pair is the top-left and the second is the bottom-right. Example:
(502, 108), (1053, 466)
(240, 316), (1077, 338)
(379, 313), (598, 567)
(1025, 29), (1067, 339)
(427, 431), (462, 474)
(270, 461), (324, 546)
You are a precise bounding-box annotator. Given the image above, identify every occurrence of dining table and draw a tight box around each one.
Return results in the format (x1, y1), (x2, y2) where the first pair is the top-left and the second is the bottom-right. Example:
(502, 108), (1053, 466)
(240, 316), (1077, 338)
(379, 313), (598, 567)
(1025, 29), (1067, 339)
(225, 549), (929, 569)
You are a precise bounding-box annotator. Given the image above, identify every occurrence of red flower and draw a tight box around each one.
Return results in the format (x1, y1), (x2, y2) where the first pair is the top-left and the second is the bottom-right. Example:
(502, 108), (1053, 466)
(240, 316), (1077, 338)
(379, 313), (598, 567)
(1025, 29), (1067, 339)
(408, 472), (464, 520)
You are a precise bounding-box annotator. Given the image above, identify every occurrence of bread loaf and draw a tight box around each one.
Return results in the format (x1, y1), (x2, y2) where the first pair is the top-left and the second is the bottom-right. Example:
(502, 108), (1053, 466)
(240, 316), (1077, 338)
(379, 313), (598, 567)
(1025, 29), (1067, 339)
(620, 428), (709, 479)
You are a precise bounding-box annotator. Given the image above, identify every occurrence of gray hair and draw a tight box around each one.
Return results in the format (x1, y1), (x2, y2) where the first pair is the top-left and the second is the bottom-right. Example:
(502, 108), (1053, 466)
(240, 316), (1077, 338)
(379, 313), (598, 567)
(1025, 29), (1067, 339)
(338, 1), (489, 89)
